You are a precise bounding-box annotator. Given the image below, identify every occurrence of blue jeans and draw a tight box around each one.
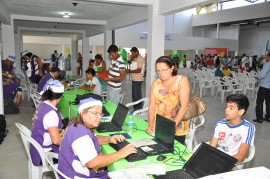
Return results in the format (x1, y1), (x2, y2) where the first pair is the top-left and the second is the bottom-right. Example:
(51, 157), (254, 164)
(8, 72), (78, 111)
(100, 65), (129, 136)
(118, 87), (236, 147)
(132, 81), (143, 111)
(107, 86), (121, 104)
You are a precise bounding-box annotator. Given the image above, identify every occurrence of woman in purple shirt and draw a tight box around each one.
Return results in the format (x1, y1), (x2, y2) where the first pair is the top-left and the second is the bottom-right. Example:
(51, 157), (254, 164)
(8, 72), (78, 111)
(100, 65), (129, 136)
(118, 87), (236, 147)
(58, 98), (137, 179)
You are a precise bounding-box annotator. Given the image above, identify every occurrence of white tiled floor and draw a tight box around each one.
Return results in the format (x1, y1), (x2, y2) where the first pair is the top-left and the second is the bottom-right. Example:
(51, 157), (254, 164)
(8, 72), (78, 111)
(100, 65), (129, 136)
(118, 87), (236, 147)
(1, 77), (269, 179)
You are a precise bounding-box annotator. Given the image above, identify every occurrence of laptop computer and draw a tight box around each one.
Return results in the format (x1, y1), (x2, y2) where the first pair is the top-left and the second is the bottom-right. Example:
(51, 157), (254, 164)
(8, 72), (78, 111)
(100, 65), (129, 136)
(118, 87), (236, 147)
(154, 142), (238, 179)
(140, 114), (175, 155)
(96, 103), (129, 133)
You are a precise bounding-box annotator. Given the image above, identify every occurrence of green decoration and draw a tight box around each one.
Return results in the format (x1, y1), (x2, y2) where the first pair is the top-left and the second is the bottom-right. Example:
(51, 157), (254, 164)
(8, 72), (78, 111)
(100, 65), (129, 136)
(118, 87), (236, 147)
(118, 47), (128, 64)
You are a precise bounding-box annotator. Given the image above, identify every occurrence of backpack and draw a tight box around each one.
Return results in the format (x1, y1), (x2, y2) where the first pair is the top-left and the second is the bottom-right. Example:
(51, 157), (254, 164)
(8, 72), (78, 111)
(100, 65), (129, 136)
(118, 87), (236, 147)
(0, 115), (8, 144)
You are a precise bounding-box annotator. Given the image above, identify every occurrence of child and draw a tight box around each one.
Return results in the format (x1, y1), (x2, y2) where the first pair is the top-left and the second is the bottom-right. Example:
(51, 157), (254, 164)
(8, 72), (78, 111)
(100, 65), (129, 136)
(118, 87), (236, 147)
(80, 68), (101, 95)
(209, 94), (255, 163)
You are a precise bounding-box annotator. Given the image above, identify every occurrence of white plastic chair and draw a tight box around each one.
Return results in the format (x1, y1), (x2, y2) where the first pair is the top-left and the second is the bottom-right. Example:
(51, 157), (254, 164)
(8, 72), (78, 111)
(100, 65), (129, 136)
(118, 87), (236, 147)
(193, 142), (255, 170)
(185, 115), (205, 150)
(15, 123), (51, 179)
(32, 93), (42, 108)
(119, 92), (125, 103)
(125, 97), (149, 121)
(45, 152), (71, 179)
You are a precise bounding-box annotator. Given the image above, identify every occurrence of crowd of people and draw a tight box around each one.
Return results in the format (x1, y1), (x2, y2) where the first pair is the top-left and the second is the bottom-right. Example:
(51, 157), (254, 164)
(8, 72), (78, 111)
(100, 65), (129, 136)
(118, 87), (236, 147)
(4, 47), (270, 178)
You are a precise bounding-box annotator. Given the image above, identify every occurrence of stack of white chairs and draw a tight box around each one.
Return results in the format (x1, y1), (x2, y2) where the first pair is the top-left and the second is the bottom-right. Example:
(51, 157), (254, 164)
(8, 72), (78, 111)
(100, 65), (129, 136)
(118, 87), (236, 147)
(125, 97), (149, 121)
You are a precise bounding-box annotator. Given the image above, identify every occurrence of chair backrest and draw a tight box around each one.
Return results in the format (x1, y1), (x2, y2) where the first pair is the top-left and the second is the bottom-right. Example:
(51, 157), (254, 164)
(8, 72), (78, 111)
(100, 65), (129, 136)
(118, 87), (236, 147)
(45, 152), (71, 179)
(15, 123), (48, 168)
(32, 94), (42, 108)
(119, 92), (125, 103)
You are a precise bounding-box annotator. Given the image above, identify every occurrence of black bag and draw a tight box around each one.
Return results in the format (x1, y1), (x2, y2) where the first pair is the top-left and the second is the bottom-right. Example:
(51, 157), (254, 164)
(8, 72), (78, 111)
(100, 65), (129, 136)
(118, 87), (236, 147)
(0, 115), (8, 144)
(4, 100), (20, 114)
(74, 93), (110, 116)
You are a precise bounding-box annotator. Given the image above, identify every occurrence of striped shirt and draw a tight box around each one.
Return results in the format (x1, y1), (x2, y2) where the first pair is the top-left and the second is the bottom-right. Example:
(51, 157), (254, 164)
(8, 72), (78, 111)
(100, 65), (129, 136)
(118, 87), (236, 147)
(107, 56), (125, 89)
(212, 119), (255, 156)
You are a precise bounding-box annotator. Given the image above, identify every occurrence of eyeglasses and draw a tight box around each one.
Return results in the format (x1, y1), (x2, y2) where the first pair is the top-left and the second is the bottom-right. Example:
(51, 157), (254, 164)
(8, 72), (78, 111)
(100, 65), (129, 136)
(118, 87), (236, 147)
(155, 68), (170, 74)
(87, 110), (104, 117)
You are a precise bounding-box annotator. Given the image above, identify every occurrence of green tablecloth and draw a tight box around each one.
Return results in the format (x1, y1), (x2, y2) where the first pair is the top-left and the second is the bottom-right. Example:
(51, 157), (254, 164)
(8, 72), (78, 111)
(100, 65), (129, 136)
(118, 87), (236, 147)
(58, 89), (192, 172)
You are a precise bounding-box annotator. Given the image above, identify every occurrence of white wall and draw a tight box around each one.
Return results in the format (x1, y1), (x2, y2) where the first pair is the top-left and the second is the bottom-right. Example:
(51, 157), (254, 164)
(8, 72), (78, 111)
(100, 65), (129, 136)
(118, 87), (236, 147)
(239, 24), (270, 55)
(193, 26), (239, 40)
(23, 36), (71, 45)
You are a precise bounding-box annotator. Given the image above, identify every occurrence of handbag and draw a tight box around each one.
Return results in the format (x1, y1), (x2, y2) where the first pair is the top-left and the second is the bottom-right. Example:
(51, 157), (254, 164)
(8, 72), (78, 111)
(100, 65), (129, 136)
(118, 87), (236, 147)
(183, 88), (206, 121)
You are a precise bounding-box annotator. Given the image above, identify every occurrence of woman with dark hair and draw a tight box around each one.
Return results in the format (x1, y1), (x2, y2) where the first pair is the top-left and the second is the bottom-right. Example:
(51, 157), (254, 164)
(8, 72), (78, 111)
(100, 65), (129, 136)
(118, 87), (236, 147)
(147, 56), (190, 145)
(30, 80), (64, 166)
(89, 54), (107, 73)
(58, 97), (137, 179)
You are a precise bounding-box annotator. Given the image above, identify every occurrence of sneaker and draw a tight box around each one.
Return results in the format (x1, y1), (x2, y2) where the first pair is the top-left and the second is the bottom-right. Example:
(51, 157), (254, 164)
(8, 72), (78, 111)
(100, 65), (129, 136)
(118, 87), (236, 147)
(253, 118), (263, 123)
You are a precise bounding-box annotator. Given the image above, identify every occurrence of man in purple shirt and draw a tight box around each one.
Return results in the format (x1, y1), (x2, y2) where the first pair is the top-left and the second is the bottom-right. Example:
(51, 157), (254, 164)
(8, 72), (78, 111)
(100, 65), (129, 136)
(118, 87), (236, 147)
(37, 67), (61, 93)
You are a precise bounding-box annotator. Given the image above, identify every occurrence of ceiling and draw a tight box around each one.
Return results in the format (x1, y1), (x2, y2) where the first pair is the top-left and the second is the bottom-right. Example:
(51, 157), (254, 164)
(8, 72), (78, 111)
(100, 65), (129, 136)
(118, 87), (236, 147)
(1, 0), (149, 38)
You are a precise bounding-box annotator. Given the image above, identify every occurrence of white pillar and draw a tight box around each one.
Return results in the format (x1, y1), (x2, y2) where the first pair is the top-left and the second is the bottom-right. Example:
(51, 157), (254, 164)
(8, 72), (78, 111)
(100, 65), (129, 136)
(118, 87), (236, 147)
(92, 46), (96, 57)
(14, 33), (22, 74)
(61, 44), (65, 57)
(1, 23), (15, 60)
(195, 50), (199, 55)
(104, 29), (112, 68)
(0, 56), (3, 114)
(71, 38), (78, 76)
(216, 23), (219, 39)
(146, 2), (165, 97)
(82, 37), (89, 72)
(235, 51), (238, 56)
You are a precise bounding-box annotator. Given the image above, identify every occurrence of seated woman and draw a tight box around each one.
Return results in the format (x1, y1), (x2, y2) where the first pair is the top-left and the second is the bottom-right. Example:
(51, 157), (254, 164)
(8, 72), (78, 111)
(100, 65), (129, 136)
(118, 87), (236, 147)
(2, 55), (22, 107)
(89, 54), (107, 73)
(79, 68), (102, 95)
(222, 65), (233, 77)
(214, 64), (224, 78)
(58, 97), (137, 179)
(30, 80), (64, 166)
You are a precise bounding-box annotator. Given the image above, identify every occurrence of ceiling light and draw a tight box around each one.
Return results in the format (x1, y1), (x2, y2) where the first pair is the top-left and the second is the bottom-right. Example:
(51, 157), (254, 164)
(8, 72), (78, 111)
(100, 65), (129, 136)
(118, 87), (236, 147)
(63, 13), (70, 18)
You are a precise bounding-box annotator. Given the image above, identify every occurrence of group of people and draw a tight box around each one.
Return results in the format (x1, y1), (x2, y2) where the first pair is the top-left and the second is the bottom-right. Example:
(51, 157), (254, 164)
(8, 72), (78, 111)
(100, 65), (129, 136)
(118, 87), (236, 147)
(25, 46), (263, 179)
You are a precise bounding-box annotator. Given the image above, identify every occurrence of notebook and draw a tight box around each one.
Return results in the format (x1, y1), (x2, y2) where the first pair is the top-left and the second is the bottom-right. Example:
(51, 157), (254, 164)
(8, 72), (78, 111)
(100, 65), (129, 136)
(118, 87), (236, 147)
(140, 114), (175, 155)
(96, 103), (128, 133)
(154, 142), (238, 179)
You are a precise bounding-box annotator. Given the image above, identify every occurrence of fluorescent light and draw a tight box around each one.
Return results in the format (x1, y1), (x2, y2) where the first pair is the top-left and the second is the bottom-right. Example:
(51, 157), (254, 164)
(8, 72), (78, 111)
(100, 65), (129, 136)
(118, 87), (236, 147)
(63, 13), (70, 18)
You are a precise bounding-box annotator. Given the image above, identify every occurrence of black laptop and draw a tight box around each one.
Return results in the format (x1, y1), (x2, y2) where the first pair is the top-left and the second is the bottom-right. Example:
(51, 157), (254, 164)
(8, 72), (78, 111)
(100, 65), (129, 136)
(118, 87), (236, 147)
(154, 142), (238, 179)
(140, 114), (175, 155)
(96, 103), (129, 133)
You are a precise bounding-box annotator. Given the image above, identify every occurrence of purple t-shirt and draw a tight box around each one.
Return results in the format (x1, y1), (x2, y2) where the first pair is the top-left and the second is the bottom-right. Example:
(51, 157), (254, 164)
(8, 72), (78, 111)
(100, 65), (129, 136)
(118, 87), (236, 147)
(58, 123), (108, 179)
(37, 73), (54, 93)
(30, 102), (62, 166)
(1, 60), (13, 72)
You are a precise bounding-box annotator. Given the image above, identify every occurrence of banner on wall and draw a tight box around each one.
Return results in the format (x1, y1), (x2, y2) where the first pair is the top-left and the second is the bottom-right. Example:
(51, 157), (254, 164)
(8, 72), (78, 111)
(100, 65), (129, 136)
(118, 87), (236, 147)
(205, 48), (228, 57)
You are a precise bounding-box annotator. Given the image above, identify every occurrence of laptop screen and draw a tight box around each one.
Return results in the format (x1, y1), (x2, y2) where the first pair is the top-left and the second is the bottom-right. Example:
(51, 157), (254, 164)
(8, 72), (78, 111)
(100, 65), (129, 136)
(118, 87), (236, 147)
(185, 142), (237, 178)
(155, 114), (175, 150)
(111, 103), (129, 128)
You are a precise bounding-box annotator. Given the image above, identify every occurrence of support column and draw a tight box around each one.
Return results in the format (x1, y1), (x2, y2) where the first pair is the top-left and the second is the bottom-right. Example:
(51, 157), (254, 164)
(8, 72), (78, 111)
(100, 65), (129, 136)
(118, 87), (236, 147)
(14, 33), (22, 74)
(1, 23), (15, 61)
(195, 49), (199, 55)
(104, 29), (113, 68)
(71, 38), (78, 76)
(0, 56), (3, 114)
(146, 1), (165, 97)
(82, 37), (89, 71)
(235, 51), (238, 56)
(216, 23), (219, 39)
(92, 45), (96, 57)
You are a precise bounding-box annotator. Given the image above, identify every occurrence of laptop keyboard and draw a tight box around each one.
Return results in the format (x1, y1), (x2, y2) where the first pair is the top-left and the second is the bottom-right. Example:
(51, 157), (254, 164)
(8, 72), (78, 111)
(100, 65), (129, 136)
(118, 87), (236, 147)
(109, 140), (147, 162)
(154, 170), (194, 179)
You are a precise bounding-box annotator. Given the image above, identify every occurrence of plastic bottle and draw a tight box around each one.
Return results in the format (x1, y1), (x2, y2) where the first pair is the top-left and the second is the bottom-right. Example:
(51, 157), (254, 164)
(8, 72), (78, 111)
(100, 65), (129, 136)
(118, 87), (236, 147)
(127, 112), (135, 134)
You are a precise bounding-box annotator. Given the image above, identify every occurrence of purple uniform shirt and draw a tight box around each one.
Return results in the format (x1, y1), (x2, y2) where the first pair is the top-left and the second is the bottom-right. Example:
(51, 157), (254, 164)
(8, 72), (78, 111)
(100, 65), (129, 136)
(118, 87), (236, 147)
(37, 73), (54, 93)
(58, 123), (108, 179)
(30, 102), (62, 166)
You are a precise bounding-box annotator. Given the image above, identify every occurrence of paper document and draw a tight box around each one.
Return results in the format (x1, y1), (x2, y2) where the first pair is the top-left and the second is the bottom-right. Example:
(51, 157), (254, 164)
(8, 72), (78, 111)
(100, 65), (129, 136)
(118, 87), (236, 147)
(130, 139), (157, 148)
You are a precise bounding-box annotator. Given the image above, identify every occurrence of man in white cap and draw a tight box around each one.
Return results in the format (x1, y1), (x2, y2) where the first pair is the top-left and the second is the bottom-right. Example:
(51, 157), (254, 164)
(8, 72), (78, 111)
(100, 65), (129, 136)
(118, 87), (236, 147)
(2, 56), (22, 107)
(21, 50), (44, 84)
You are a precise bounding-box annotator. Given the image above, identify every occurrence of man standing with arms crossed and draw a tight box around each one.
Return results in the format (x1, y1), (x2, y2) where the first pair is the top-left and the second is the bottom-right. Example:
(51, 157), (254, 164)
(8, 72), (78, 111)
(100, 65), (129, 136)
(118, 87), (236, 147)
(126, 47), (145, 111)
(102, 45), (125, 104)
(253, 51), (270, 123)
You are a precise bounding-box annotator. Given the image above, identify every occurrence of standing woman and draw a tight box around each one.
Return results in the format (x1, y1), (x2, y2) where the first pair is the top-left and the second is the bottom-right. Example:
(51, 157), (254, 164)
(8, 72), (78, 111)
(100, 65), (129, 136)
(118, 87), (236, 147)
(89, 54), (107, 73)
(30, 80), (64, 166)
(147, 56), (190, 145)
(58, 97), (137, 179)
(21, 50), (44, 84)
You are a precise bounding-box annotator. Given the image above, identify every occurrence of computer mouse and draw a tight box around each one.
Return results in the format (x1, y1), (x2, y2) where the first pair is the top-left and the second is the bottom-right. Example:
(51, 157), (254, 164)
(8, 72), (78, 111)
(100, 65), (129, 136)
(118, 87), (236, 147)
(157, 155), (166, 161)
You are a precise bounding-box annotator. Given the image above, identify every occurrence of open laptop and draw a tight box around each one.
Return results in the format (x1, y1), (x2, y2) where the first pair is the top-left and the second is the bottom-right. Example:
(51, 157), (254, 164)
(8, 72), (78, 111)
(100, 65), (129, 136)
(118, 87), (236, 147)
(140, 114), (175, 155)
(96, 103), (129, 133)
(154, 142), (238, 179)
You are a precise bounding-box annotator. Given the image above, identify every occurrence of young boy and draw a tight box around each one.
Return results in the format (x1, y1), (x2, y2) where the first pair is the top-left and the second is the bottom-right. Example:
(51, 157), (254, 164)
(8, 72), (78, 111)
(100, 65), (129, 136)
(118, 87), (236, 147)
(79, 68), (101, 95)
(210, 94), (255, 163)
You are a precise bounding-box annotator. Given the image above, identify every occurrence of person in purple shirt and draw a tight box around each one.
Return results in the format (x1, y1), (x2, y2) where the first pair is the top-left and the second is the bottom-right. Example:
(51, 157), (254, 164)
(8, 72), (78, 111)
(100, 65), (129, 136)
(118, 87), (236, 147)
(2, 55), (22, 106)
(30, 80), (64, 166)
(37, 67), (61, 93)
(21, 50), (44, 84)
(58, 97), (137, 179)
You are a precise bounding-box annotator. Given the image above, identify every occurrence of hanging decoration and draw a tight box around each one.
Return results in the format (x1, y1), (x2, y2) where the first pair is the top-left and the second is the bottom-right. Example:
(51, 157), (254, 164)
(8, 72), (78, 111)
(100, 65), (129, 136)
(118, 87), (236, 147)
(118, 47), (128, 64)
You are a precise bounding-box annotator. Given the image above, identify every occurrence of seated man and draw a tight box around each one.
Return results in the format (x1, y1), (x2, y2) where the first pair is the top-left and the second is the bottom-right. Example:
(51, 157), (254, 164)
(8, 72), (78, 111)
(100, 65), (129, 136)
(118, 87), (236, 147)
(222, 65), (233, 77)
(37, 67), (61, 93)
(2, 55), (22, 107)
(79, 68), (101, 95)
(214, 64), (224, 77)
(210, 94), (255, 163)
